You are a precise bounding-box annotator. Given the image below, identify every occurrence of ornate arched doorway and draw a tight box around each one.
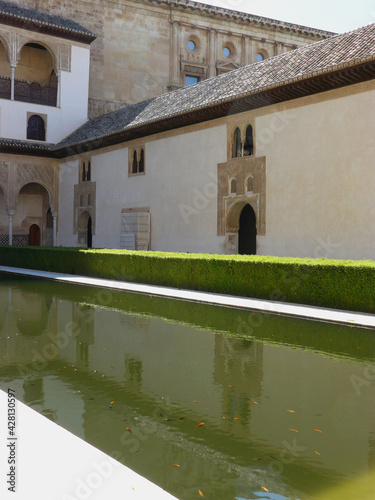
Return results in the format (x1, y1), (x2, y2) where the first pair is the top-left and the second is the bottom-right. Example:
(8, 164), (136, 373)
(17, 183), (52, 246)
(78, 211), (92, 248)
(238, 204), (257, 255)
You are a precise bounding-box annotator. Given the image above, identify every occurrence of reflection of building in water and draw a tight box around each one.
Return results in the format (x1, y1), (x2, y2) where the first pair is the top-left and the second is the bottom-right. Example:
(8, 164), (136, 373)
(72, 303), (95, 364)
(124, 355), (143, 390)
(213, 331), (264, 423)
(0, 280), (57, 366)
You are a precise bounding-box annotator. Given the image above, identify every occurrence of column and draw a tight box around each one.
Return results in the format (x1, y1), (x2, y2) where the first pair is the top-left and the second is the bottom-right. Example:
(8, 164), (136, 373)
(52, 211), (57, 247)
(56, 70), (61, 107)
(169, 20), (181, 88)
(7, 210), (15, 246)
(241, 36), (247, 67)
(208, 29), (217, 78)
(10, 64), (16, 101)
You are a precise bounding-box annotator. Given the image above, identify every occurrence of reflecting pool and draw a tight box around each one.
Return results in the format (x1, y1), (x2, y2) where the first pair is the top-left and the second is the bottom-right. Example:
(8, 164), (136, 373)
(0, 273), (375, 500)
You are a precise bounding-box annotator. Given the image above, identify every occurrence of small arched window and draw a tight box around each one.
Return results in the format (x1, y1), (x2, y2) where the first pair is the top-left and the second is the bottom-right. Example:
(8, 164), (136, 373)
(82, 162), (86, 182)
(79, 194), (84, 206)
(234, 128), (241, 158)
(244, 125), (254, 156)
(139, 149), (145, 173)
(87, 161), (91, 181)
(230, 178), (237, 194)
(27, 115), (45, 141)
(87, 194), (92, 206)
(246, 176), (254, 193)
(132, 151), (138, 174)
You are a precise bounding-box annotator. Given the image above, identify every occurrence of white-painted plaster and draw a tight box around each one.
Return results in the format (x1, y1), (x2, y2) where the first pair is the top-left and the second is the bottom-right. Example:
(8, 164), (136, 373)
(58, 160), (79, 246)
(256, 83), (375, 259)
(0, 45), (90, 143)
(89, 125), (227, 252)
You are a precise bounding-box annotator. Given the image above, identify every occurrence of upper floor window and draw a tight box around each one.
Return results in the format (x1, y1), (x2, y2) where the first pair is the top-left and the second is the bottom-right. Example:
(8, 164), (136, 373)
(80, 159), (92, 182)
(223, 47), (231, 58)
(244, 125), (254, 156)
(234, 127), (241, 158)
(232, 124), (254, 158)
(27, 115), (45, 141)
(129, 147), (145, 175)
(185, 75), (199, 87)
(187, 40), (196, 51)
(256, 50), (268, 63)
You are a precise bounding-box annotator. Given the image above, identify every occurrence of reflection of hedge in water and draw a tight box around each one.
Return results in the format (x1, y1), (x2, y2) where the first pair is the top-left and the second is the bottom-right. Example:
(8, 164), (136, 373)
(1, 271), (374, 364)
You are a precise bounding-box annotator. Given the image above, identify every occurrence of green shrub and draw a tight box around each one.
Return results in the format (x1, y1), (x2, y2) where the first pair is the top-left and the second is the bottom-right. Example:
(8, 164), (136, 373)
(0, 246), (374, 313)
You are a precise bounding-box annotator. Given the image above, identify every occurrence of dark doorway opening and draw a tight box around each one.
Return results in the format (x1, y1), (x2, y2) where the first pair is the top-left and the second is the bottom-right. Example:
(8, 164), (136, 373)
(87, 216), (92, 248)
(238, 204), (256, 255)
(29, 224), (41, 246)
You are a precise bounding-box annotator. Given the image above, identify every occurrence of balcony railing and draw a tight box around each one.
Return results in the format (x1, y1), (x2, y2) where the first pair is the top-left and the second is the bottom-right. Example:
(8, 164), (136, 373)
(0, 76), (57, 107)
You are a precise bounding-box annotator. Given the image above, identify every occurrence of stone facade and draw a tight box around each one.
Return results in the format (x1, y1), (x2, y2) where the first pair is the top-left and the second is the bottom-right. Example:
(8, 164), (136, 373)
(10, 0), (332, 117)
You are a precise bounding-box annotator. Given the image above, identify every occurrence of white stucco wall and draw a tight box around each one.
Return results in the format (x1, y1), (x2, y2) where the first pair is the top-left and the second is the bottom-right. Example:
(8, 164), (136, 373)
(256, 82), (375, 260)
(90, 125), (227, 253)
(0, 45), (90, 143)
(58, 160), (79, 246)
(58, 82), (374, 260)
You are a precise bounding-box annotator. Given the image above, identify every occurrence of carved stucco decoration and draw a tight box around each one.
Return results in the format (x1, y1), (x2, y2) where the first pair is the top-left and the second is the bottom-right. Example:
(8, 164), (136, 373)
(217, 155), (266, 236)
(16, 164), (58, 210)
(0, 26), (71, 70)
(0, 162), (9, 207)
(73, 182), (96, 235)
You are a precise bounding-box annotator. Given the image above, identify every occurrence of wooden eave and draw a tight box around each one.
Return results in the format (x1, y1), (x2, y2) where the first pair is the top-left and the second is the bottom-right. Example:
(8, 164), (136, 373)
(0, 12), (96, 44)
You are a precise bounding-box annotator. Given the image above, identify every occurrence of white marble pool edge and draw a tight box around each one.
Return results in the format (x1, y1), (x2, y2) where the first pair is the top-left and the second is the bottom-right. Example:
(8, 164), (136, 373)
(1, 265), (374, 329)
(0, 389), (179, 500)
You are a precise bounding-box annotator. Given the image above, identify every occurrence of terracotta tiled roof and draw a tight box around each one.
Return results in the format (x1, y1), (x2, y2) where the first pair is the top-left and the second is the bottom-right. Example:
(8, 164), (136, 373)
(1, 22), (375, 158)
(56, 23), (375, 152)
(0, 1), (95, 44)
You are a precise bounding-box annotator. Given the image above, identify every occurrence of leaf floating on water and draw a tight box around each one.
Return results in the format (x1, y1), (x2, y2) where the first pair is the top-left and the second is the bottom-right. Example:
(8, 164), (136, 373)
(172, 464), (180, 467)
(228, 385), (236, 389)
(252, 401), (258, 405)
(315, 450), (321, 455)
(111, 401), (115, 404)
(198, 490), (204, 497)
(222, 416), (226, 419)
(287, 410), (295, 413)
(126, 427), (132, 433)
(261, 486), (269, 492)
(195, 422), (205, 428)
(178, 417), (185, 420)
(289, 429), (298, 433)
(193, 401), (202, 403)
(313, 429), (323, 433)
(234, 418), (244, 421)
(58, 369), (62, 371)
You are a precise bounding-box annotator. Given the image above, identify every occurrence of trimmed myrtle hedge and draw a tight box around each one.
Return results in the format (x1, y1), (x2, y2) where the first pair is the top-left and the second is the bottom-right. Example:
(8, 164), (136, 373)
(0, 246), (374, 313)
